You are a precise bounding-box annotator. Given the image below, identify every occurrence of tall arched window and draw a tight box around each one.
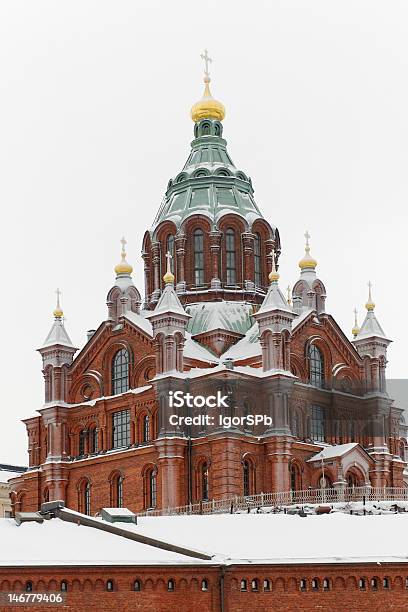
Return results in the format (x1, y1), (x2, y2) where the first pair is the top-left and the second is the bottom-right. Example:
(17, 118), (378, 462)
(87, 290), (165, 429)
(143, 415), (150, 443)
(89, 427), (98, 454)
(309, 345), (324, 388)
(225, 228), (236, 285)
(112, 349), (130, 395)
(166, 235), (175, 273)
(193, 229), (204, 285)
(243, 461), (250, 496)
(149, 469), (157, 509)
(79, 429), (87, 456)
(117, 475), (123, 507)
(79, 480), (91, 515)
(201, 463), (209, 501)
(254, 232), (262, 286)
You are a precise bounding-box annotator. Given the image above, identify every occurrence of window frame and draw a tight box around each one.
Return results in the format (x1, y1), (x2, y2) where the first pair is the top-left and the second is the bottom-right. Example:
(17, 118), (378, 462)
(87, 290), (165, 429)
(225, 228), (236, 286)
(112, 348), (130, 395)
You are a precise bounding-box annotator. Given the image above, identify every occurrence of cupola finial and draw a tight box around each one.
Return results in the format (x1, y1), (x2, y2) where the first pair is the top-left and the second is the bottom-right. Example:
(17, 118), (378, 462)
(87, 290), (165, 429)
(268, 250), (280, 283)
(352, 307), (360, 338)
(299, 230), (318, 270)
(114, 236), (133, 276)
(53, 288), (63, 319)
(163, 250), (175, 285)
(366, 280), (375, 311)
(191, 49), (226, 122)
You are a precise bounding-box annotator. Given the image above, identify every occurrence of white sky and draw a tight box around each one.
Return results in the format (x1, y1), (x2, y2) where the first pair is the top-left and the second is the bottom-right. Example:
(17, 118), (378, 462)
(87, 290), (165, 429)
(0, 0), (406, 465)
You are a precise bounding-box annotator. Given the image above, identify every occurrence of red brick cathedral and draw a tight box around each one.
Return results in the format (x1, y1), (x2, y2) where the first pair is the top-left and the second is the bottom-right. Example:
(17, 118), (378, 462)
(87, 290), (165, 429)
(11, 65), (407, 516)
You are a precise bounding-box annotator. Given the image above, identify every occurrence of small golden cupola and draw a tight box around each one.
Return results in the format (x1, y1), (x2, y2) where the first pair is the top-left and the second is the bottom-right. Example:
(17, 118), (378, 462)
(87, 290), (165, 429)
(114, 236), (133, 276)
(191, 49), (225, 123)
(298, 230), (318, 271)
(53, 287), (64, 319)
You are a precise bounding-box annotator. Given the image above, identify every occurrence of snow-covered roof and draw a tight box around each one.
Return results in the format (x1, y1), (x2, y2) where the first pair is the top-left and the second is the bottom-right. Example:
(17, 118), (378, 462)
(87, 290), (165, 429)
(255, 281), (293, 316)
(123, 513), (408, 564)
(0, 517), (205, 566)
(0, 470), (23, 484)
(3, 511), (408, 566)
(355, 309), (389, 341)
(40, 318), (75, 349)
(186, 301), (254, 336)
(147, 284), (187, 318)
(307, 443), (359, 462)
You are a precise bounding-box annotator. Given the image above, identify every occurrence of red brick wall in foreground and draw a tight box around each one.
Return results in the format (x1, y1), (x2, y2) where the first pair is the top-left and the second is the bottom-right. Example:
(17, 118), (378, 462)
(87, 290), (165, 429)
(1, 563), (408, 612)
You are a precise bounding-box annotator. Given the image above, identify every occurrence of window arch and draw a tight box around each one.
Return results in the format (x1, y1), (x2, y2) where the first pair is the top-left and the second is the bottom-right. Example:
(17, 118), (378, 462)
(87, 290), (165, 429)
(166, 235), (175, 273)
(201, 579), (209, 591)
(106, 579), (114, 592)
(133, 579), (141, 591)
(193, 229), (205, 286)
(254, 232), (262, 286)
(167, 579), (175, 591)
(225, 228), (236, 285)
(79, 429), (87, 456)
(25, 581), (33, 593)
(309, 345), (324, 388)
(143, 415), (150, 443)
(89, 427), (98, 454)
(112, 349), (130, 395)
(290, 463), (301, 492)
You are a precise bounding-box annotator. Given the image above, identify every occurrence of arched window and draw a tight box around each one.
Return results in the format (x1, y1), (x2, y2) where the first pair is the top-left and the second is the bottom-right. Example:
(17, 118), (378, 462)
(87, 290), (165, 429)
(309, 345), (324, 388)
(106, 580), (114, 592)
(240, 579), (247, 591)
(311, 578), (319, 590)
(143, 415), (150, 443)
(254, 232), (262, 286)
(311, 405), (325, 442)
(78, 479), (91, 515)
(225, 228), (236, 285)
(263, 579), (271, 591)
(201, 579), (208, 591)
(251, 579), (259, 591)
(371, 577), (378, 590)
(111, 474), (124, 508)
(133, 579), (141, 591)
(112, 349), (130, 395)
(166, 235), (175, 273)
(290, 464), (300, 492)
(167, 579), (175, 592)
(201, 463), (209, 501)
(359, 578), (366, 590)
(193, 229), (204, 286)
(25, 581), (33, 593)
(79, 429), (87, 456)
(89, 428), (98, 454)
(300, 578), (307, 591)
(400, 441), (405, 461)
(383, 577), (390, 589)
(61, 580), (68, 592)
(323, 578), (330, 591)
(243, 461), (250, 497)
(148, 469), (157, 509)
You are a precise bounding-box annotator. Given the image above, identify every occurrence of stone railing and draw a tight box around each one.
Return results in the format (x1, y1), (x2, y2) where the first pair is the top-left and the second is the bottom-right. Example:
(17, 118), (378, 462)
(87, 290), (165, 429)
(137, 486), (408, 517)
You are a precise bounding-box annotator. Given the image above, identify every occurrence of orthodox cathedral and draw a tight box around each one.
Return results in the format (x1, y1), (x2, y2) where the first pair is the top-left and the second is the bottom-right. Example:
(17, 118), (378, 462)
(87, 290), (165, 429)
(10, 55), (407, 515)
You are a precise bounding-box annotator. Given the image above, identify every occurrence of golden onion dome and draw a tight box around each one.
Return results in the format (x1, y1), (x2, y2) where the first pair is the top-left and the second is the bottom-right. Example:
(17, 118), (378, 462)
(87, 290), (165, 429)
(115, 237), (133, 276)
(191, 76), (226, 123)
(299, 231), (317, 270)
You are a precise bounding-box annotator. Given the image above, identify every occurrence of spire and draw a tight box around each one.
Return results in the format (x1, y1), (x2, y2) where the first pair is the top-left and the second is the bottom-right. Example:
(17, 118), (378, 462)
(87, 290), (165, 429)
(41, 290), (75, 349)
(352, 308), (360, 338)
(355, 282), (388, 341)
(191, 49), (225, 122)
(256, 251), (294, 315)
(114, 237), (133, 276)
(298, 230), (318, 271)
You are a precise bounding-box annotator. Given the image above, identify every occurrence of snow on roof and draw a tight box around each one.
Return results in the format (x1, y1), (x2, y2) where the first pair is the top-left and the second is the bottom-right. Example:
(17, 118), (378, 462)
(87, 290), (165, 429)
(0, 518), (204, 567)
(307, 443), (359, 462)
(184, 332), (218, 363)
(123, 513), (408, 564)
(40, 318), (75, 349)
(0, 470), (23, 483)
(125, 311), (153, 336)
(186, 301), (254, 336)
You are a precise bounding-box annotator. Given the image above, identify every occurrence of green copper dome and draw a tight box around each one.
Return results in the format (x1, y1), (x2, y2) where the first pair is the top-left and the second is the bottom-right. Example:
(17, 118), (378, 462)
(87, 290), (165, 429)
(152, 118), (267, 232)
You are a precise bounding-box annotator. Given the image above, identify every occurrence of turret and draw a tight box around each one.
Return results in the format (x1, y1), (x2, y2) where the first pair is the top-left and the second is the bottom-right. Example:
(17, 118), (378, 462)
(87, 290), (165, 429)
(253, 252), (296, 372)
(146, 252), (190, 374)
(292, 231), (326, 315)
(106, 237), (141, 322)
(37, 290), (77, 403)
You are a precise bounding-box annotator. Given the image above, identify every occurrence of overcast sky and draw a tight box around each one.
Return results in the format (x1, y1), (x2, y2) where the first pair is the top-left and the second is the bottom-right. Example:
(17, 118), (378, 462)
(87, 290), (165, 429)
(0, 0), (407, 465)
